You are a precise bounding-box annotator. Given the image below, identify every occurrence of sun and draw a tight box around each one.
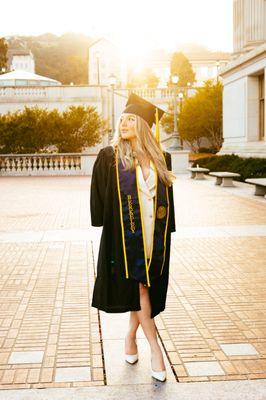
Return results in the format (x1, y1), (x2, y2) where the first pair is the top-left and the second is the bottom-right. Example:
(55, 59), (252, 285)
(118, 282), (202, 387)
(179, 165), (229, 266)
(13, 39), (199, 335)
(114, 33), (152, 73)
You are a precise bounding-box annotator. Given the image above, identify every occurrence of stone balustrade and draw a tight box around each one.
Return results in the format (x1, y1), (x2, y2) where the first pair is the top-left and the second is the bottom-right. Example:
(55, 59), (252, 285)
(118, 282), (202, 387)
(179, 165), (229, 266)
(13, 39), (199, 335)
(0, 149), (190, 176)
(0, 153), (96, 176)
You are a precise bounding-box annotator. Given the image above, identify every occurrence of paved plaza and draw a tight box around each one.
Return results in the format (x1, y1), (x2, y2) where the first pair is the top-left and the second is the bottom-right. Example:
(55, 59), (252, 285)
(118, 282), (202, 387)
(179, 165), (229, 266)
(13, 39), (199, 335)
(0, 173), (265, 398)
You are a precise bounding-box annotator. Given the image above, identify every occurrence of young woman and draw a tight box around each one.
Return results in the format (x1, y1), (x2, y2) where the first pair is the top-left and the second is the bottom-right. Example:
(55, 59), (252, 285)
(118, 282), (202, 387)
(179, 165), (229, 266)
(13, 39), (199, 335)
(90, 93), (176, 382)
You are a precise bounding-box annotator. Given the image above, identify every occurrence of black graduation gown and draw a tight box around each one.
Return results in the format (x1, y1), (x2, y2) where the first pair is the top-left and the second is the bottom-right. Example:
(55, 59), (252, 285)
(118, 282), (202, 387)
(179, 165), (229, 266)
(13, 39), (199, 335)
(90, 145), (176, 319)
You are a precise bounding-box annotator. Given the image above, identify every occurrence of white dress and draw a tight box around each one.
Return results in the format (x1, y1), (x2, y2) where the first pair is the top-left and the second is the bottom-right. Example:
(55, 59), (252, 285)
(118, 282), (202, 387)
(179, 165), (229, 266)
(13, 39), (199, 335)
(136, 160), (156, 260)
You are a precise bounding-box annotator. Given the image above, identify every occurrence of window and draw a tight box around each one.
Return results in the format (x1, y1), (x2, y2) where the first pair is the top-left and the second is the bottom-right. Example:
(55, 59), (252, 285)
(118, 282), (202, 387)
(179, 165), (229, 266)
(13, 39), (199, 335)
(16, 80), (27, 86)
(200, 66), (208, 78)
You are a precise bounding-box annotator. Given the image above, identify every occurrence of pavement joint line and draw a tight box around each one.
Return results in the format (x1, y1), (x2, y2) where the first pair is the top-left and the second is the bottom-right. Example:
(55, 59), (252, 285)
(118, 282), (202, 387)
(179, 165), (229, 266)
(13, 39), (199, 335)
(156, 325), (179, 383)
(91, 239), (107, 386)
(1, 379), (266, 399)
(0, 225), (266, 243)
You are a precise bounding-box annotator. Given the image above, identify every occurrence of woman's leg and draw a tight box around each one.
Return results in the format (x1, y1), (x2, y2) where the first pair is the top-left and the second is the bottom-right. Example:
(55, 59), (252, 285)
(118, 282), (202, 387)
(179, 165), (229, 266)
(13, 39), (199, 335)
(136, 282), (165, 371)
(125, 311), (139, 354)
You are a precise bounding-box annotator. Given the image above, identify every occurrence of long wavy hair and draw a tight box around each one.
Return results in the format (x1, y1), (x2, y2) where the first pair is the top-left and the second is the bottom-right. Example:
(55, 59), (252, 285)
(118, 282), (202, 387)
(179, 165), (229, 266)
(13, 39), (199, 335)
(110, 114), (176, 187)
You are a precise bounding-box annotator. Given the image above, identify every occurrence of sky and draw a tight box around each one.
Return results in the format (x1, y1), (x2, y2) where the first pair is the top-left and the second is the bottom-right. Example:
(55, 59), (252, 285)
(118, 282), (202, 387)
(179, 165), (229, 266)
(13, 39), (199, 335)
(1, 0), (233, 53)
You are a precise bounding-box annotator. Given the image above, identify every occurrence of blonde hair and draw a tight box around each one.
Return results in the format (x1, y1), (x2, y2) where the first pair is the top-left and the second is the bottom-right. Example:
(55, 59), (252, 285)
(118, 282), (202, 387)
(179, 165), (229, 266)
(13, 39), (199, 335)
(110, 114), (176, 187)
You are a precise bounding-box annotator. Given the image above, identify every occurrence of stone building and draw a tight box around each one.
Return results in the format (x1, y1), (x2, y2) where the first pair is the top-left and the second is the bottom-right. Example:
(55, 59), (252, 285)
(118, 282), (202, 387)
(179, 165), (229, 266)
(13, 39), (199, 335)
(7, 49), (35, 73)
(219, 0), (266, 158)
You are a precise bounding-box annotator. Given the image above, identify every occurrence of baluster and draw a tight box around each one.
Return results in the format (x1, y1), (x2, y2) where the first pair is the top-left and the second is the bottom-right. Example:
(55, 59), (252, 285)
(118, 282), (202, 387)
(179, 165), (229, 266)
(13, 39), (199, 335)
(21, 157), (27, 172)
(1, 158), (6, 174)
(29, 156), (33, 173)
(70, 156), (75, 171)
(5, 158), (11, 172)
(11, 158), (16, 173)
(32, 156), (38, 173)
(51, 157), (56, 174)
(59, 156), (64, 171)
(64, 156), (70, 171)
(43, 157), (48, 171)
(53, 156), (57, 171)
(26, 157), (31, 174)
(76, 156), (81, 170)
(54, 156), (59, 172)
(16, 157), (22, 173)
(38, 157), (43, 172)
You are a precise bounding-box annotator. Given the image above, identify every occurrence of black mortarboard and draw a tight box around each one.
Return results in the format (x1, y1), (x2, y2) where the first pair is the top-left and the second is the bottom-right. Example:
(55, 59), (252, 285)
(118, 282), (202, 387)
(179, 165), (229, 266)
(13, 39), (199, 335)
(122, 93), (165, 128)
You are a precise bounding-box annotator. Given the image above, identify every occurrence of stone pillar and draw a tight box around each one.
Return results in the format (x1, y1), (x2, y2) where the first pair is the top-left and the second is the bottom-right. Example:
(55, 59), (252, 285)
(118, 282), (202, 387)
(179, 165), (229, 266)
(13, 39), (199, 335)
(81, 154), (97, 175)
(233, 0), (265, 55)
(246, 76), (260, 141)
(168, 150), (190, 174)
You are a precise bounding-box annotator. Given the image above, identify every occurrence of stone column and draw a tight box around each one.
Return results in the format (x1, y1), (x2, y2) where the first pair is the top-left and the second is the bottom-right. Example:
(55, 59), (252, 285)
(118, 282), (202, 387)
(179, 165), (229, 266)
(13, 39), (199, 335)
(233, 0), (266, 54)
(246, 76), (260, 142)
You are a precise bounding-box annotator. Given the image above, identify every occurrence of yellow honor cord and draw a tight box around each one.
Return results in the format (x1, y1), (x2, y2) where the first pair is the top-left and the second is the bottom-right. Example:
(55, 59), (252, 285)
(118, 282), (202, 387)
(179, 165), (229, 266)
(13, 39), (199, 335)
(155, 107), (160, 144)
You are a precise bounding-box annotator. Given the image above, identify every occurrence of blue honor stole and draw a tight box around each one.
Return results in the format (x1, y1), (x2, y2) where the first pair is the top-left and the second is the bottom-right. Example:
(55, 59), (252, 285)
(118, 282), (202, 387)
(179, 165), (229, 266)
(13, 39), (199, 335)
(115, 148), (169, 287)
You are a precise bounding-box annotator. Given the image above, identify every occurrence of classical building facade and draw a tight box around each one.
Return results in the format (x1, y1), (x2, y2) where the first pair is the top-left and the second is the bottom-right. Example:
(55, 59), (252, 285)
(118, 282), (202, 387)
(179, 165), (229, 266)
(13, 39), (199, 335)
(146, 49), (229, 88)
(88, 38), (127, 87)
(7, 49), (35, 73)
(219, 0), (266, 158)
(233, 0), (265, 57)
(88, 38), (230, 88)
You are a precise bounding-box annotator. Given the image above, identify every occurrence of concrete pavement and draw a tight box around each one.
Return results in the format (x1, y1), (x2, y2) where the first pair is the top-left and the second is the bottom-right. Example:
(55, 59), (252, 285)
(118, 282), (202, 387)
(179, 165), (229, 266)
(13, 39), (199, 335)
(0, 174), (265, 397)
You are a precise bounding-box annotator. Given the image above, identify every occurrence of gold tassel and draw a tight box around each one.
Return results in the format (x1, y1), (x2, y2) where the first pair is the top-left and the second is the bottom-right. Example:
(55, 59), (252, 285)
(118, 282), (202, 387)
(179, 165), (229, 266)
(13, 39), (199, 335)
(154, 107), (160, 144)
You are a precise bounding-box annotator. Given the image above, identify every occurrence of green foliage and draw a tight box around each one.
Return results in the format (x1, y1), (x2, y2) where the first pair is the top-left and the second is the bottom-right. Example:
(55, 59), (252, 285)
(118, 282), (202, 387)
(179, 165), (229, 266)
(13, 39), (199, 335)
(55, 106), (106, 152)
(161, 80), (223, 152)
(180, 80), (223, 151)
(198, 147), (218, 154)
(0, 106), (106, 154)
(160, 103), (175, 133)
(170, 52), (195, 87)
(127, 68), (159, 88)
(7, 33), (91, 84)
(0, 37), (8, 71)
(192, 154), (266, 181)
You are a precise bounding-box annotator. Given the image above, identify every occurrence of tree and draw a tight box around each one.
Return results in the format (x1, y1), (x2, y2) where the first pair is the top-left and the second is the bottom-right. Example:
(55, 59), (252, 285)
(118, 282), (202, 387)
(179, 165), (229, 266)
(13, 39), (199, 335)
(170, 52), (195, 87)
(0, 38), (8, 72)
(0, 106), (106, 154)
(55, 106), (107, 152)
(0, 107), (57, 153)
(7, 33), (92, 84)
(160, 103), (175, 134)
(179, 80), (223, 151)
(161, 80), (223, 152)
(127, 68), (159, 88)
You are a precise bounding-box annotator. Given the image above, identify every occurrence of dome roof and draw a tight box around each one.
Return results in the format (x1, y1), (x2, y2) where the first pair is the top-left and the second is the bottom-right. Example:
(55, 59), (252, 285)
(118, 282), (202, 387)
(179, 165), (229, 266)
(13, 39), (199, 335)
(0, 70), (61, 86)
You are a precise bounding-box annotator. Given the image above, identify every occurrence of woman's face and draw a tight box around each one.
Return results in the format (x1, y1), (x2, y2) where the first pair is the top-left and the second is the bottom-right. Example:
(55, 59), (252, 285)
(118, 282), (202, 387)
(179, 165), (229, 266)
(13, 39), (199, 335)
(119, 113), (137, 140)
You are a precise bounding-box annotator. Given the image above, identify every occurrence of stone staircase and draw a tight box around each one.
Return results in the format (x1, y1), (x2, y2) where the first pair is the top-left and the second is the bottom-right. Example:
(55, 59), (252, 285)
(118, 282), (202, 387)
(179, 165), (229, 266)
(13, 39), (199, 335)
(218, 141), (266, 158)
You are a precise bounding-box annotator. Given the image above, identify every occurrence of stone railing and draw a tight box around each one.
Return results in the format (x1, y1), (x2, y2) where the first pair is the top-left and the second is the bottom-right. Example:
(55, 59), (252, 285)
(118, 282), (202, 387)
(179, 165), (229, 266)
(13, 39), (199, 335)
(0, 85), (102, 101)
(0, 153), (97, 176)
(0, 87), (48, 98)
(128, 88), (196, 99)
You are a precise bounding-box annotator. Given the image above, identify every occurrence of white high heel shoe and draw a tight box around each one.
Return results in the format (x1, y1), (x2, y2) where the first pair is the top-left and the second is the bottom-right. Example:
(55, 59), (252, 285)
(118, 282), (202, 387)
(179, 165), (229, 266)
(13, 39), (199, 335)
(125, 353), (138, 364)
(125, 337), (138, 364)
(151, 355), (167, 382)
(151, 368), (166, 382)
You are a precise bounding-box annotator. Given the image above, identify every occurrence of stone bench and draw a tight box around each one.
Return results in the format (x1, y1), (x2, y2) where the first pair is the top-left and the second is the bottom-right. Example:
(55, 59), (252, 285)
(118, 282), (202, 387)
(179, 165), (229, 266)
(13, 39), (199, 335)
(209, 172), (241, 187)
(245, 178), (266, 197)
(187, 167), (210, 180)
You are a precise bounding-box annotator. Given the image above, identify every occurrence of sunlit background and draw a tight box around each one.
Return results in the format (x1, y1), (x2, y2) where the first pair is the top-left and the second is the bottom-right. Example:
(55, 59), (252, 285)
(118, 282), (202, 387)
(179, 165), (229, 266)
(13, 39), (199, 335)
(1, 0), (233, 56)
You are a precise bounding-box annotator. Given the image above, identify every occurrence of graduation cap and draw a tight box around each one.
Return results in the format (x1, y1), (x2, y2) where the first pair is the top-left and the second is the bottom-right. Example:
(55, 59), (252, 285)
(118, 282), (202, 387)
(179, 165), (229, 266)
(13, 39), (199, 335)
(122, 93), (165, 143)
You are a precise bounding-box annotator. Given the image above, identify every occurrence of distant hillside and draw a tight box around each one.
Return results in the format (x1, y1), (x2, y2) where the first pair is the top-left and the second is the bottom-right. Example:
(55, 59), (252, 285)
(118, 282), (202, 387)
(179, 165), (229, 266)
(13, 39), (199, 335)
(6, 33), (94, 84)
